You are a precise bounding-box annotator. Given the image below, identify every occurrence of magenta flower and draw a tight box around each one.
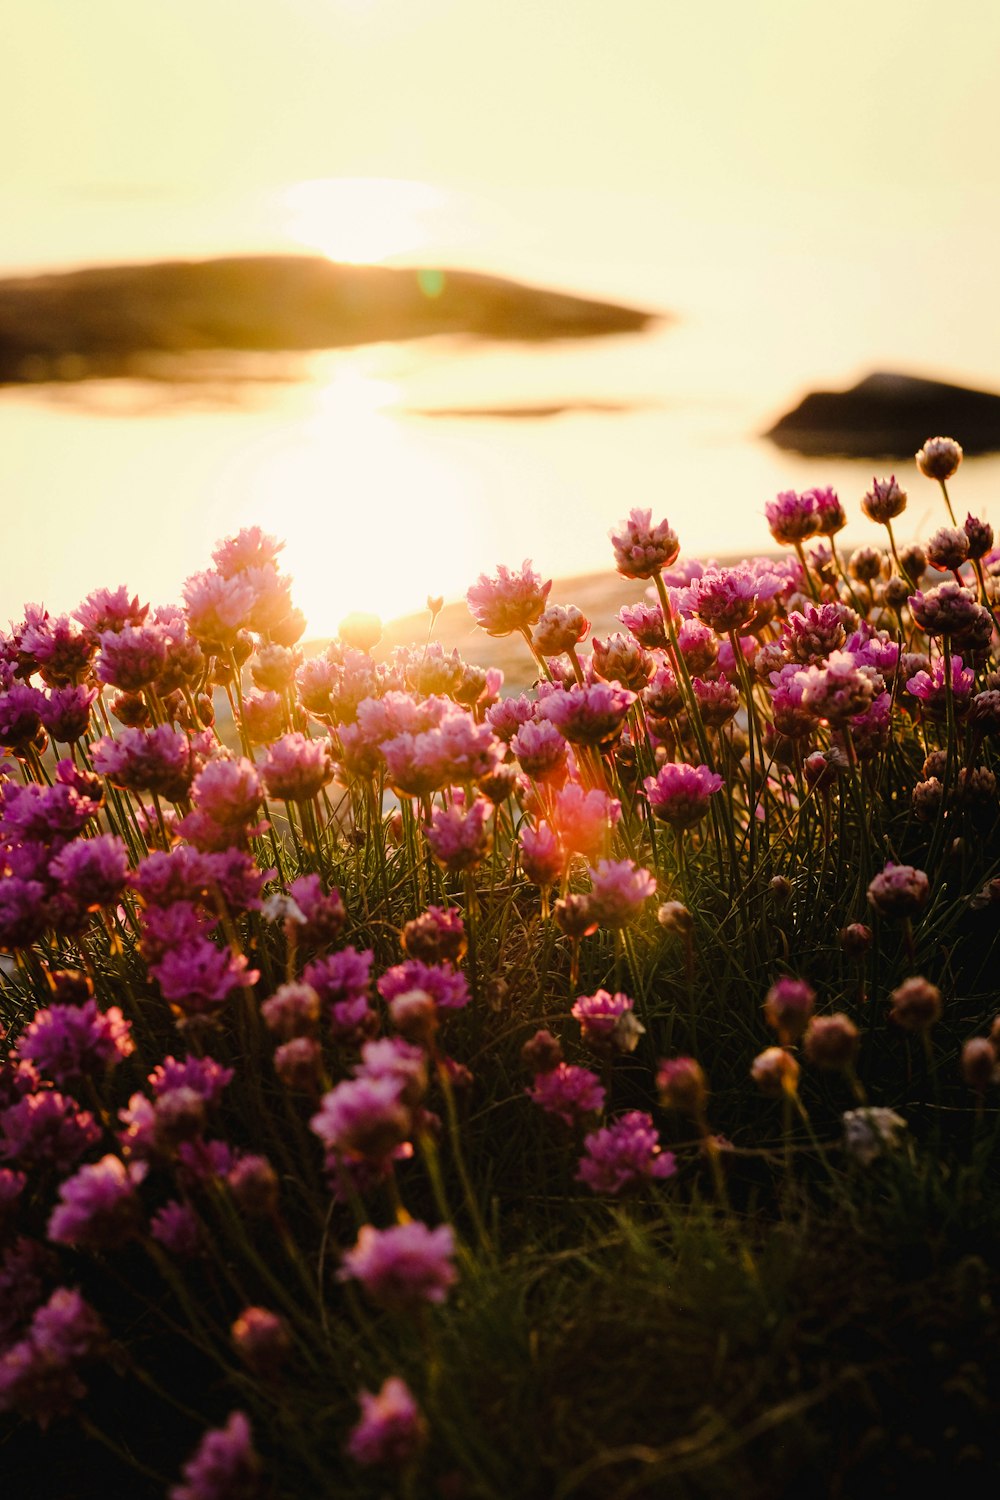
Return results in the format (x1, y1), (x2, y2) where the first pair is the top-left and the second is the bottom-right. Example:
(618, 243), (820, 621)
(905, 656), (975, 719)
(305, 946), (374, 1018)
(571, 989), (643, 1054)
(75, 584), (148, 639)
(587, 859), (656, 928)
(807, 485), (847, 536)
(692, 673), (740, 728)
(21, 610), (95, 686)
(240, 690), (287, 744)
(310, 1076), (412, 1162)
(170, 1411), (261, 1500)
(537, 680), (635, 749)
(867, 862), (930, 920)
(0, 683), (45, 749)
(466, 560), (552, 636)
(520, 821), (565, 886)
(533, 603), (590, 656)
(213, 526), (284, 578)
(48, 1155), (145, 1248)
(339, 1221), (456, 1310)
(402, 905), (467, 965)
(16, 1000), (133, 1084)
(861, 475), (907, 524)
(685, 564), (782, 635)
(576, 1111), (677, 1194)
(150, 1054), (234, 1105)
(908, 583), (982, 637)
(765, 489), (819, 545)
(93, 724), (208, 801)
(191, 756), (263, 826)
(511, 718), (569, 783)
(150, 939), (258, 1025)
(347, 1376), (427, 1468)
(763, 977), (816, 1043)
(527, 1063), (605, 1125)
(798, 651), (884, 723)
(551, 781), (621, 860)
(259, 731), (333, 802)
(378, 959), (469, 1012)
(356, 1038), (428, 1106)
(95, 623), (168, 692)
(0, 1090), (101, 1169)
(424, 795), (492, 873)
(486, 693), (536, 744)
(641, 663), (684, 722)
(261, 983), (321, 1039)
(38, 685), (97, 743)
(50, 834), (129, 913)
(0, 1287), (106, 1428)
(610, 508), (680, 579)
(619, 600), (668, 650)
(643, 762), (723, 829)
(150, 1200), (203, 1257)
(182, 569), (256, 648)
(781, 603), (847, 664)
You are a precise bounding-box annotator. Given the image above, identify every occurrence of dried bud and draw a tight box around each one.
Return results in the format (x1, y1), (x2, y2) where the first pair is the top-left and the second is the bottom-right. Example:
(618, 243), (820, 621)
(838, 923), (872, 960)
(751, 1047), (800, 1097)
(227, 1154), (280, 1217)
(521, 1029), (563, 1074)
(231, 1306), (292, 1376)
(889, 976), (942, 1032)
(961, 1037), (997, 1094)
(803, 1014), (860, 1071)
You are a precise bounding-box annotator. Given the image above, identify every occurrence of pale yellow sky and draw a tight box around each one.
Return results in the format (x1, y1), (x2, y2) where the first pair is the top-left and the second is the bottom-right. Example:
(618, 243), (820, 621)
(4, 0), (998, 225)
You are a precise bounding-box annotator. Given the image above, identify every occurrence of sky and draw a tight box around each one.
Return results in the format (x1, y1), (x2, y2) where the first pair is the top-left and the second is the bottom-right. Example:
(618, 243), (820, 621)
(5, 0), (999, 243)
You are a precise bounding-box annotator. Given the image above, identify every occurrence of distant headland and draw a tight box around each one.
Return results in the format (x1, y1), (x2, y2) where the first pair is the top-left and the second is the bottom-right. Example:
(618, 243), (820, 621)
(0, 255), (659, 385)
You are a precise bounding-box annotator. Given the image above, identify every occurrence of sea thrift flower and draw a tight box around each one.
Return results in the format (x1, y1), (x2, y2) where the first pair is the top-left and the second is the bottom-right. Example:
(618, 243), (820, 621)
(182, 569), (256, 648)
(861, 475), (907, 524)
(926, 525), (970, 572)
(571, 989), (643, 1054)
(656, 1056), (708, 1116)
(311, 1076), (412, 1163)
(425, 795), (492, 873)
(151, 939), (258, 1026)
(676, 618), (719, 673)
(610, 508), (680, 578)
(521, 1029), (563, 1074)
(486, 693), (535, 743)
(908, 582), (981, 637)
(550, 782), (621, 859)
(16, 1000), (133, 1084)
(641, 663), (683, 721)
(519, 821), (565, 886)
(843, 1107), (907, 1165)
(889, 976), (942, 1031)
(0, 683), (45, 748)
(750, 1048), (800, 1097)
(356, 1038), (428, 1106)
(763, 977), (816, 1044)
(48, 1155), (144, 1248)
(768, 663), (814, 738)
(905, 657), (975, 719)
(685, 564), (783, 634)
(38, 685), (97, 743)
(808, 486), (847, 536)
(528, 1063), (605, 1125)
(339, 1221), (456, 1309)
(803, 1014), (860, 1070)
(961, 1037), (997, 1094)
(533, 603), (589, 656)
(765, 489), (818, 545)
(93, 724), (206, 801)
(867, 862), (930, 920)
(0, 1091), (101, 1169)
(782, 603), (847, 664)
(576, 1111), (676, 1194)
(213, 526), (284, 578)
(304, 947), (374, 1034)
(170, 1411), (261, 1500)
(586, 859), (656, 928)
(259, 732), (333, 802)
(95, 623), (168, 692)
(231, 1307), (291, 1377)
(798, 651), (883, 723)
(402, 906), (467, 965)
(644, 762), (723, 829)
(227, 1155), (279, 1217)
(538, 680), (635, 749)
(592, 633), (653, 690)
(378, 959), (469, 1012)
(75, 584), (147, 639)
(240, 690), (286, 745)
(619, 600), (668, 650)
(191, 756), (263, 827)
(692, 673), (740, 728)
(915, 436), (962, 481)
(261, 983), (321, 1040)
(50, 834), (129, 913)
(21, 611), (95, 685)
(466, 561), (551, 636)
(964, 513), (994, 559)
(0, 1288), (106, 1427)
(347, 1377), (427, 1468)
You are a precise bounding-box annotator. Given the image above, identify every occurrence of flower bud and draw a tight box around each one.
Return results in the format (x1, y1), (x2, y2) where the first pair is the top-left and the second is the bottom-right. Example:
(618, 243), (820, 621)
(916, 436), (962, 481)
(751, 1047), (800, 1097)
(803, 1014), (860, 1071)
(656, 1056), (708, 1116)
(889, 976), (942, 1031)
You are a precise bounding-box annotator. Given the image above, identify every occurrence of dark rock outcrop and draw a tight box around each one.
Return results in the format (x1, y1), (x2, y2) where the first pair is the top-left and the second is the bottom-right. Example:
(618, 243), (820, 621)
(0, 255), (658, 385)
(765, 372), (1000, 458)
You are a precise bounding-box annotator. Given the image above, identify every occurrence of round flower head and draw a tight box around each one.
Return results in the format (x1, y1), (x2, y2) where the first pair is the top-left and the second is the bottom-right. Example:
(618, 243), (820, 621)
(751, 1047), (800, 1097)
(763, 977), (815, 1044)
(586, 859), (656, 929)
(867, 862), (929, 920)
(571, 989), (643, 1055)
(619, 600), (668, 650)
(685, 563), (783, 635)
(170, 1411), (260, 1500)
(466, 561), (551, 637)
(259, 732), (333, 803)
(610, 508), (680, 579)
(656, 1056), (708, 1117)
(47, 1155), (144, 1248)
(961, 1037), (997, 1094)
(925, 526), (970, 573)
(231, 1307), (292, 1377)
(807, 486), (847, 537)
(765, 489), (818, 545)
(803, 1014), (860, 1071)
(644, 762), (723, 829)
(347, 1376), (427, 1468)
(889, 976), (942, 1031)
(338, 1221), (456, 1310)
(576, 1111), (676, 1195)
(861, 476), (907, 525)
(533, 603), (589, 657)
(527, 1062), (605, 1125)
(519, 821), (565, 887)
(537, 680), (635, 749)
(916, 436), (962, 481)
(908, 582), (981, 637)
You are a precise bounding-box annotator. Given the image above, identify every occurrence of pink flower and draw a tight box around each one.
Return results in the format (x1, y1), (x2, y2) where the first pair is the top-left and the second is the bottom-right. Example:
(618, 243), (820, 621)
(765, 489), (819, 545)
(610, 508), (680, 579)
(20, 610), (95, 685)
(908, 583), (982, 638)
(191, 756), (263, 827)
(38, 685), (97, 743)
(643, 762), (723, 829)
(807, 486), (847, 536)
(338, 1221), (456, 1309)
(551, 781), (621, 860)
(95, 623), (168, 692)
(520, 821), (565, 886)
(798, 651), (883, 723)
(50, 834), (129, 912)
(149, 1054), (234, 1105)
(905, 656), (975, 719)
(170, 1411), (260, 1500)
(378, 959), (469, 1012)
(424, 795), (492, 873)
(763, 977), (816, 1044)
(586, 859), (656, 928)
(0, 684), (45, 748)
(466, 561), (552, 636)
(781, 603), (847, 664)
(0, 1287), (105, 1427)
(347, 1376), (427, 1468)
(356, 1038), (428, 1106)
(93, 724), (207, 801)
(75, 584), (148, 639)
(150, 939), (258, 1025)
(692, 673), (740, 728)
(527, 1063), (605, 1125)
(486, 693), (536, 743)
(537, 681), (635, 749)
(676, 618), (719, 674)
(16, 1000), (132, 1084)
(48, 1155), (145, 1247)
(0, 1090), (101, 1169)
(402, 905), (467, 965)
(684, 564), (782, 635)
(310, 1076), (412, 1161)
(259, 732), (333, 802)
(533, 603), (590, 656)
(150, 1200), (202, 1257)
(212, 526), (284, 578)
(576, 1111), (676, 1194)
(182, 569), (256, 648)
(641, 663), (684, 721)
(571, 989), (643, 1054)
(867, 862), (930, 920)
(861, 475), (907, 524)
(619, 600), (668, 650)
(511, 718), (569, 783)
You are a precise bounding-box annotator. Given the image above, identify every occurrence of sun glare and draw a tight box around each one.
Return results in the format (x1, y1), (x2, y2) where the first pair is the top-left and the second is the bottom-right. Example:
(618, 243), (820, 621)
(281, 177), (449, 265)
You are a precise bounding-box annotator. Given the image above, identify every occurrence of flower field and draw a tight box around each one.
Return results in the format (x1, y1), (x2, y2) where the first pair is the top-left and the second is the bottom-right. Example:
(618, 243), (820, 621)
(2, 437), (1000, 1498)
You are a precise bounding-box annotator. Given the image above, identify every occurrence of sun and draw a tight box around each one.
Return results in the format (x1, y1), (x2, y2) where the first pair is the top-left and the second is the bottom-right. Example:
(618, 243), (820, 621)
(280, 176), (448, 265)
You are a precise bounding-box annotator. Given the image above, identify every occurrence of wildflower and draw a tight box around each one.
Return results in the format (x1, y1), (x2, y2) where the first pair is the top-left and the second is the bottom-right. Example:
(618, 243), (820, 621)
(586, 859), (656, 928)
(576, 1111), (676, 1194)
(0, 683), (45, 749)
(550, 782), (620, 860)
(151, 939), (258, 1026)
(227, 1155), (279, 1217)
(803, 1014), (860, 1070)
(339, 1221), (456, 1310)
(644, 762), (723, 829)
(182, 570), (256, 648)
(750, 1048), (800, 1097)
(763, 977), (816, 1044)
(231, 1307), (291, 1377)
(610, 508), (680, 578)
(16, 1000), (133, 1084)
(961, 1037), (997, 1094)
(641, 663), (684, 720)
(528, 1063), (605, 1125)
(619, 600), (668, 650)
(261, 983), (321, 1040)
(486, 693), (535, 743)
(425, 795), (492, 873)
(48, 1155), (144, 1248)
(259, 731), (333, 802)
(533, 603), (589, 657)
(905, 656), (975, 719)
(915, 436), (962, 481)
(274, 1036), (323, 1090)
(692, 673), (740, 728)
(861, 475), (907, 524)
(765, 489), (819, 545)
(311, 1076), (412, 1161)
(843, 1107), (907, 1165)
(849, 546), (885, 584)
(657, 900), (692, 934)
(170, 1411), (261, 1500)
(685, 563), (783, 635)
(926, 525), (970, 572)
(347, 1376), (427, 1468)
(808, 485), (847, 536)
(521, 1029), (564, 1073)
(93, 724), (206, 802)
(0, 1090), (101, 1169)
(964, 513), (994, 559)
(538, 680), (635, 749)
(656, 1056), (708, 1117)
(95, 623), (168, 692)
(908, 582), (981, 637)
(676, 618), (719, 673)
(378, 959), (469, 1012)
(519, 821), (565, 886)
(592, 632), (653, 690)
(50, 834), (129, 913)
(867, 862), (930, 920)
(768, 663), (814, 738)
(0, 1288), (106, 1427)
(466, 561), (551, 636)
(191, 756), (264, 827)
(798, 651), (883, 723)
(781, 602), (847, 664)
(889, 976), (942, 1031)
(573, 990), (642, 1056)
(402, 906), (467, 965)
(38, 685), (97, 743)
(305, 947), (374, 1034)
